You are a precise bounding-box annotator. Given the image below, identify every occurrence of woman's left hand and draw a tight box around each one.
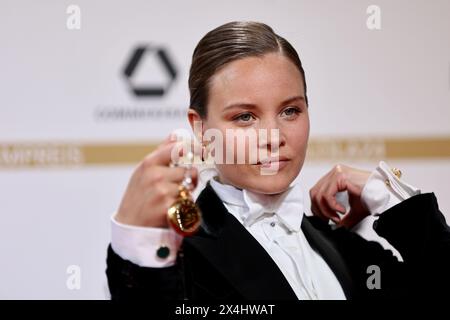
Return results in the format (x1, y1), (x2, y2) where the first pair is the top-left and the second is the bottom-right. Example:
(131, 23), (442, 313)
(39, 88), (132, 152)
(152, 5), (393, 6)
(309, 164), (372, 228)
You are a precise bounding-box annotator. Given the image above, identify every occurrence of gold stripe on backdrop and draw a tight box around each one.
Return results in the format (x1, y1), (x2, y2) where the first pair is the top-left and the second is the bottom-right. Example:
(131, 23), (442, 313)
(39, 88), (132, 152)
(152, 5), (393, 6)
(306, 137), (450, 161)
(0, 137), (449, 168)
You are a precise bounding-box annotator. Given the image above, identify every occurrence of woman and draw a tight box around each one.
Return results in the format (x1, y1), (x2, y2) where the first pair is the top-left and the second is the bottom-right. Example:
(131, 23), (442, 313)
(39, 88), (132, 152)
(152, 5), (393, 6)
(106, 21), (450, 300)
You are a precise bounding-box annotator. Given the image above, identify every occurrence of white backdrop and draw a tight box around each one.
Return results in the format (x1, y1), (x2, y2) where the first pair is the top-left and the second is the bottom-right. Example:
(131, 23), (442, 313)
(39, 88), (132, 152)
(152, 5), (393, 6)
(0, 0), (449, 299)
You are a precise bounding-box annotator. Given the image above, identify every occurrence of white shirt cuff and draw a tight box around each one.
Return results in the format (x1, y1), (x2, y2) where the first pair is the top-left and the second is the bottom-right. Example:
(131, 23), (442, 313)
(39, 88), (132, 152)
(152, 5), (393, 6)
(110, 214), (182, 268)
(361, 161), (421, 215)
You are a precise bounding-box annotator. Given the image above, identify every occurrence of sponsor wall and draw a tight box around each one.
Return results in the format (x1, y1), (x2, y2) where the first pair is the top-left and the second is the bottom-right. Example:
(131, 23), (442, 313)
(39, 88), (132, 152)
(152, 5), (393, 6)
(0, 0), (449, 298)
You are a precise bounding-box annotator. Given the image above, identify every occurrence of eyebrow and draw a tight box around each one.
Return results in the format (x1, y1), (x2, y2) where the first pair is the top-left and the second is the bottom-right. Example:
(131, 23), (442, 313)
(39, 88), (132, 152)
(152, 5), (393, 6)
(222, 95), (306, 112)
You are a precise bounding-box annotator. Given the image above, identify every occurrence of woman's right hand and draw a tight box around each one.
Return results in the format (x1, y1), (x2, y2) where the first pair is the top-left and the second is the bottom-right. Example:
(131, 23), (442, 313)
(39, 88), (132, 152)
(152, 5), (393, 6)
(115, 134), (198, 228)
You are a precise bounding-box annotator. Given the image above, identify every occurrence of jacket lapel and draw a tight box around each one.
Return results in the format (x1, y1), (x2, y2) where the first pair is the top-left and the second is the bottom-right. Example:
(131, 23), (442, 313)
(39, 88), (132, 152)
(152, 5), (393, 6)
(187, 182), (357, 299)
(301, 216), (357, 299)
(186, 182), (297, 299)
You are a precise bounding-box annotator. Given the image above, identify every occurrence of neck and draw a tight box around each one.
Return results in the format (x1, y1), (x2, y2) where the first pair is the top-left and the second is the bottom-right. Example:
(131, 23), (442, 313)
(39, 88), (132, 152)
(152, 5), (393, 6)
(214, 174), (291, 201)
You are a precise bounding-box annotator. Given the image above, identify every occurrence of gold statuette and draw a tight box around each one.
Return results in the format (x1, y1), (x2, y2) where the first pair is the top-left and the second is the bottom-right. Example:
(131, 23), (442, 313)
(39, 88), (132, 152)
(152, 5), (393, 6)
(167, 151), (202, 236)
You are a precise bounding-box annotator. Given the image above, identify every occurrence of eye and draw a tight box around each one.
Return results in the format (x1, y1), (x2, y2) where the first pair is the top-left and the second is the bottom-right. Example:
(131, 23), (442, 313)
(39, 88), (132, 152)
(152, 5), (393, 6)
(233, 112), (255, 123)
(281, 106), (301, 118)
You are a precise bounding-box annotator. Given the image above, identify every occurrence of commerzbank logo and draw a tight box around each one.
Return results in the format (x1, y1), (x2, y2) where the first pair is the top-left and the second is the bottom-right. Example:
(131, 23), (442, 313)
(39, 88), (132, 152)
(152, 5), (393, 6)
(122, 45), (178, 97)
(94, 44), (183, 121)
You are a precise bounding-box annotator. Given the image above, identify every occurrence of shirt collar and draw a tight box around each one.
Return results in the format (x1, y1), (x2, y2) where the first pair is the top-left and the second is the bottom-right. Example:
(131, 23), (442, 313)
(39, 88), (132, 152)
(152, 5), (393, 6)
(209, 175), (304, 232)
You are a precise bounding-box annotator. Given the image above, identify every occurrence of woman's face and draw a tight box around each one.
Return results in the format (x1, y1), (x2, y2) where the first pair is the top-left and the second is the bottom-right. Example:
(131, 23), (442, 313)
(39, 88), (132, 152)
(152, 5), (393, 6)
(189, 52), (310, 194)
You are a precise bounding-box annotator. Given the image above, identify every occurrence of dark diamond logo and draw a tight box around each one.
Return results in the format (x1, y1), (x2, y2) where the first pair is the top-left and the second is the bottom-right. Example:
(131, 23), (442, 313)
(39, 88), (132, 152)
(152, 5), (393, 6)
(123, 45), (177, 97)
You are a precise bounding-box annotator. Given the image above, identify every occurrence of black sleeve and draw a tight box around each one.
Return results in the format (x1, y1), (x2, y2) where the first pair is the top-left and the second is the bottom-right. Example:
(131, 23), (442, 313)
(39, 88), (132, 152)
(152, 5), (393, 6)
(321, 192), (450, 299)
(325, 217), (409, 299)
(373, 192), (450, 295)
(105, 245), (183, 300)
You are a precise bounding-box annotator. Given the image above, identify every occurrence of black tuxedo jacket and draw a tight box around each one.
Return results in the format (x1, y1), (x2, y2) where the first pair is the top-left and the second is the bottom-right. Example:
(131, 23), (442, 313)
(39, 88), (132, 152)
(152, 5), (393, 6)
(106, 182), (450, 300)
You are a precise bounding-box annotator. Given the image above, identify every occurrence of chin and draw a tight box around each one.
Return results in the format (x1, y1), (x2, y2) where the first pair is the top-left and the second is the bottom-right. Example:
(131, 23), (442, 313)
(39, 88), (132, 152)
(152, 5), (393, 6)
(232, 166), (300, 195)
(245, 175), (293, 195)
(217, 160), (303, 195)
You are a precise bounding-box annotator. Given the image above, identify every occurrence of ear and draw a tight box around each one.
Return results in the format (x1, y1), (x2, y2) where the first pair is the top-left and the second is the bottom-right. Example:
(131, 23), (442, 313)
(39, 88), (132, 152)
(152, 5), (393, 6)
(188, 109), (204, 142)
(187, 109), (202, 131)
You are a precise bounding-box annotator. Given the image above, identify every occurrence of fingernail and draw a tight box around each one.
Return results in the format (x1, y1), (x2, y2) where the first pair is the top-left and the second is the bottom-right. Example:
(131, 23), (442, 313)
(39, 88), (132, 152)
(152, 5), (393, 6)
(169, 132), (178, 141)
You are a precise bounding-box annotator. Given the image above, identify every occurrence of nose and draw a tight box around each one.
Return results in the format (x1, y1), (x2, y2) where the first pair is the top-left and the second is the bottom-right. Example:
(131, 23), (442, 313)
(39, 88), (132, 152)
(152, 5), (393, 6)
(257, 119), (286, 154)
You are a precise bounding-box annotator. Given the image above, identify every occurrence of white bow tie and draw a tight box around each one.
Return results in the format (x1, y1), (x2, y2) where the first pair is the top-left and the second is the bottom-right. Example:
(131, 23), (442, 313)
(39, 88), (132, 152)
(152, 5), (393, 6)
(209, 177), (304, 232)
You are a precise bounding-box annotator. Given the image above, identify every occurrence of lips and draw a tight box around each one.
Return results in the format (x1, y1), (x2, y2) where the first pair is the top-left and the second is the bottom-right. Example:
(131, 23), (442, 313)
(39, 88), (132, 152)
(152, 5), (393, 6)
(256, 156), (290, 165)
(252, 157), (291, 170)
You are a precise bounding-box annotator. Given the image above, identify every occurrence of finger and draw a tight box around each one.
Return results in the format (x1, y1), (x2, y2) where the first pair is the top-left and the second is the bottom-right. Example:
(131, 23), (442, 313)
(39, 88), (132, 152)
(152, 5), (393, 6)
(145, 141), (184, 166)
(311, 201), (328, 222)
(322, 177), (348, 214)
(160, 132), (179, 147)
(319, 196), (341, 223)
(147, 181), (181, 201)
(310, 187), (329, 221)
(151, 166), (198, 187)
(148, 166), (187, 183)
(309, 175), (327, 196)
(346, 180), (362, 197)
(314, 183), (341, 222)
(327, 194), (347, 214)
(338, 210), (361, 229)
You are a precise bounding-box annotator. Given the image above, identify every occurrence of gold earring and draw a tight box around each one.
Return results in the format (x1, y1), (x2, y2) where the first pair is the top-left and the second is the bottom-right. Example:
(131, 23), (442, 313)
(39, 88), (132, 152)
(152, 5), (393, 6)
(201, 144), (207, 162)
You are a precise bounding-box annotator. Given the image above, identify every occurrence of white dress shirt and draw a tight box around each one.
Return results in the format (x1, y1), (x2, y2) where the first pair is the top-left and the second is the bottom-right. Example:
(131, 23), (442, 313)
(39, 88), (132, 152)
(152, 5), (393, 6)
(361, 161), (420, 215)
(110, 161), (421, 299)
(207, 175), (346, 299)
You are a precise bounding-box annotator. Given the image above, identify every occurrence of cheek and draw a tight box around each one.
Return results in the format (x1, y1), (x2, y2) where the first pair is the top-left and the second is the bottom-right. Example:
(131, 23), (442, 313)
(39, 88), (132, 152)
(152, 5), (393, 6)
(287, 117), (308, 131)
(285, 120), (309, 151)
